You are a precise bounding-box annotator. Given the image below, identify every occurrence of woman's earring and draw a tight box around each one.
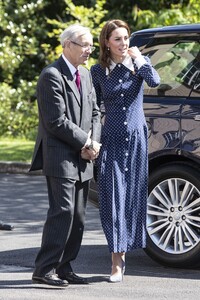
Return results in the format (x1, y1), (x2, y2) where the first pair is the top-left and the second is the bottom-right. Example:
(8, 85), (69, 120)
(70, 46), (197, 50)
(107, 47), (110, 51)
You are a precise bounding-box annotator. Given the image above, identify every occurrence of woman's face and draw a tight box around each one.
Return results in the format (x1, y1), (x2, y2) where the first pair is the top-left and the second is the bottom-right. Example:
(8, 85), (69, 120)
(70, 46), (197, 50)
(106, 27), (130, 62)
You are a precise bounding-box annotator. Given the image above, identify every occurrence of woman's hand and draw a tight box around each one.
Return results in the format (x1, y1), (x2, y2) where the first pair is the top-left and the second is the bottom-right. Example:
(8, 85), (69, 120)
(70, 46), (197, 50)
(128, 46), (142, 60)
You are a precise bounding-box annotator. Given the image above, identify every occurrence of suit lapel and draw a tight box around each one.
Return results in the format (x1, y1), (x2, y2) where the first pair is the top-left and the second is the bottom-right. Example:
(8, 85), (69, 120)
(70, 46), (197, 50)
(58, 56), (81, 105)
(63, 75), (81, 104)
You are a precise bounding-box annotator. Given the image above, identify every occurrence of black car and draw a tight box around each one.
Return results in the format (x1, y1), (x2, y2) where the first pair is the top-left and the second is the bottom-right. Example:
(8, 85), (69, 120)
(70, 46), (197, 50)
(90, 24), (200, 268)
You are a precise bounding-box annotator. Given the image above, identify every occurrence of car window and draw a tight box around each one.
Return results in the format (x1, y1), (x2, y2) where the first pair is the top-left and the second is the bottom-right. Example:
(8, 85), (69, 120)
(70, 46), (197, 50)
(142, 39), (200, 98)
(190, 73), (200, 97)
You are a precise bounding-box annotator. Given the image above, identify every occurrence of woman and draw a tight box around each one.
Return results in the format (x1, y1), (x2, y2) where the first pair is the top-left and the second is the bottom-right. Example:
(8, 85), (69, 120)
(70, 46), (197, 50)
(90, 20), (160, 283)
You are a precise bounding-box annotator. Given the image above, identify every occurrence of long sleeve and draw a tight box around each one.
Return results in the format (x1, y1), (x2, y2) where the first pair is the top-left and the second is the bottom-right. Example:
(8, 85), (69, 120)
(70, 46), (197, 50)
(136, 56), (160, 88)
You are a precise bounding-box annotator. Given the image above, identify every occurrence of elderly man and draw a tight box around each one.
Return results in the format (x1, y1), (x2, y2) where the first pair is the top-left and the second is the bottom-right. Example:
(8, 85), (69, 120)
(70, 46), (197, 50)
(30, 24), (101, 287)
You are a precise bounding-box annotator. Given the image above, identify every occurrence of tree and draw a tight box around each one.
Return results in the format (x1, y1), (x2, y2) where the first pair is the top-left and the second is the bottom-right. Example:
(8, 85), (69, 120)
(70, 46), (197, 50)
(102, 0), (190, 31)
(47, 0), (107, 65)
(0, 0), (50, 138)
(0, 0), (199, 139)
(0, 0), (107, 139)
(0, 0), (71, 139)
(135, 0), (200, 30)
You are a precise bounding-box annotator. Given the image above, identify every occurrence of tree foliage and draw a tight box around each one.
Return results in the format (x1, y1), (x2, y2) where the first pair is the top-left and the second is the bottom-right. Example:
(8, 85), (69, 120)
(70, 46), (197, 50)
(47, 0), (107, 66)
(135, 0), (200, 30)
(0, 0), (199, 139)
(0, 0), (48, 139)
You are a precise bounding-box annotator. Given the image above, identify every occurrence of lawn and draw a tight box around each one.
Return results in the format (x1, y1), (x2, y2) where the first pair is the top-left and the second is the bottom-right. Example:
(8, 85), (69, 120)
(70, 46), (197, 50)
(0, 139), (35, 162)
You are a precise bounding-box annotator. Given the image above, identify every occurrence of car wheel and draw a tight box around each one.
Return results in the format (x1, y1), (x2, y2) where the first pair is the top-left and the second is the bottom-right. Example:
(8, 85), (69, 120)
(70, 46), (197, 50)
(145, 162), (200, 268)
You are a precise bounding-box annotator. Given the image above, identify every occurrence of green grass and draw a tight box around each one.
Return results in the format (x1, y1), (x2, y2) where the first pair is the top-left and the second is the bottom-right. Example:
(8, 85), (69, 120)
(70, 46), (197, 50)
(0, 138), (35, 162)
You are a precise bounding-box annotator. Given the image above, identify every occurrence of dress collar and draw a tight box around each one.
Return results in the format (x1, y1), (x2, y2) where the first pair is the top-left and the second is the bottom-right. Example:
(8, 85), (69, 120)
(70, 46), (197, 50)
(106, 55), (134, 75)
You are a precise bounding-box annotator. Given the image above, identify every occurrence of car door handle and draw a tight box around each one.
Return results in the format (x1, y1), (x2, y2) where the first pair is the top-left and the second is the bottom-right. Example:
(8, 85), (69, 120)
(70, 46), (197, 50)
(194, 115), (200, 121)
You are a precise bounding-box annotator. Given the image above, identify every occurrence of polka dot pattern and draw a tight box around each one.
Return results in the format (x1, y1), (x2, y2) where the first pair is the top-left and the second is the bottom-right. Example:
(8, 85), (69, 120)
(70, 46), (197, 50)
(91, 60), (160, 253)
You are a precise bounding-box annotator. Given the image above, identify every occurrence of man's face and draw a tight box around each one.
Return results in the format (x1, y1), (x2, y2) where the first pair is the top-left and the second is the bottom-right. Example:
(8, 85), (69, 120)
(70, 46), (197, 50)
(64, 33), (94, 68)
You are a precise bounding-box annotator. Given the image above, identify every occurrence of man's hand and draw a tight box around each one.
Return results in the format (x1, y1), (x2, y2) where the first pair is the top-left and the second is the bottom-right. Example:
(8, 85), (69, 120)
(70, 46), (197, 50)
(81, 148), (92, 160)
(81, 141), (101, 161)
(91, 140), (101, 153)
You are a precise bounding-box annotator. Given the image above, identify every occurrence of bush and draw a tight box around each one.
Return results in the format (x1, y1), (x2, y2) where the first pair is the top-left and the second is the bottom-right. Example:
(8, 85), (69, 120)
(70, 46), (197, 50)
(0, 80), (38, 140)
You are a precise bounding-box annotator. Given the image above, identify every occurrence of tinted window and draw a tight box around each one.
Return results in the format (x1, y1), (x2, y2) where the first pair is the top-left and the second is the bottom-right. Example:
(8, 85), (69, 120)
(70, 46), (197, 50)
(142, 38), (200, 97)
(130, 33), (155, 50)
(190, 73), (200, 97)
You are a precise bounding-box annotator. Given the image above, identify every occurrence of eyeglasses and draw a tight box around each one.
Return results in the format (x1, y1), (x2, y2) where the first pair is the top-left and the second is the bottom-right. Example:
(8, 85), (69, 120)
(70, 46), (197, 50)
(70, 40), (95, 52)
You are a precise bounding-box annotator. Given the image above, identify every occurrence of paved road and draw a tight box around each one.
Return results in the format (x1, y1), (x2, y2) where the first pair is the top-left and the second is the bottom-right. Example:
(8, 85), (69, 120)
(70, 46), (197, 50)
(0, 173), (200, 300)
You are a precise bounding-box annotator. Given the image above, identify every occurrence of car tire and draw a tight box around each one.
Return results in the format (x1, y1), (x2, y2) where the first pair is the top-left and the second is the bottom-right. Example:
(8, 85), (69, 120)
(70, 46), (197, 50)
(145, 162), (200, 268)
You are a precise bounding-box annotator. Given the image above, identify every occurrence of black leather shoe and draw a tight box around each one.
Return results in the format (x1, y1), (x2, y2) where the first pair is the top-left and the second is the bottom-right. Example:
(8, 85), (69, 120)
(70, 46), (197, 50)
(32, 274), (68, 287)
(59, 272), (88, 284)
(0, 222), (14, 231)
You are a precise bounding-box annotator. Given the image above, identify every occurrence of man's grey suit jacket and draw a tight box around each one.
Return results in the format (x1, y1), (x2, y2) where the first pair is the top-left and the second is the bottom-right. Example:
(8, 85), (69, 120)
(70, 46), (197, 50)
(30, 55), (101, 182)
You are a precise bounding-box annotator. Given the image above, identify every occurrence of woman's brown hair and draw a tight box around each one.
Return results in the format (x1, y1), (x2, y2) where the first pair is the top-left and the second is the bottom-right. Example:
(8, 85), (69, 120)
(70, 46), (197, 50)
(99, 19), (130, 69)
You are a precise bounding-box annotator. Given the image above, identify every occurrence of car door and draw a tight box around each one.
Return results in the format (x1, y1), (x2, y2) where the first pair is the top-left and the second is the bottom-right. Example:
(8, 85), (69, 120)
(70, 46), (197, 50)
(141, 34), (200, 162)
(181, 53), (200, 160)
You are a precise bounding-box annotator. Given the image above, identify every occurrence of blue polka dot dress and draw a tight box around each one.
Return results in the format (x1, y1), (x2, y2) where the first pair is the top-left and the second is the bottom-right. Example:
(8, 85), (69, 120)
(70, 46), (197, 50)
(91, 57), (160, 253)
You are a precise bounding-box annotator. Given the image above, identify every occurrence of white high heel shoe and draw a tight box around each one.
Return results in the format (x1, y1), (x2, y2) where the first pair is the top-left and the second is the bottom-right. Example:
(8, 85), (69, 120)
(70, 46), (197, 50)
(109, 272), (123, 283)
(109, 259), (125, 283)
(121, 258), (125, 274)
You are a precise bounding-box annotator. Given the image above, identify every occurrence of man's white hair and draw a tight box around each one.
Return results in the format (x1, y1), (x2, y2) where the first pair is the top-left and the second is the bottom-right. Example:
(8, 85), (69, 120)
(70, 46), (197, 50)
(60, 24), (92, 48)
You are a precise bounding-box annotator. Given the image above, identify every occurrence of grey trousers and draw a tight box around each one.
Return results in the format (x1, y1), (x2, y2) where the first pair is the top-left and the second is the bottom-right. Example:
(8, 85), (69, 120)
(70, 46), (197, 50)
(33, 176), (89, 276)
